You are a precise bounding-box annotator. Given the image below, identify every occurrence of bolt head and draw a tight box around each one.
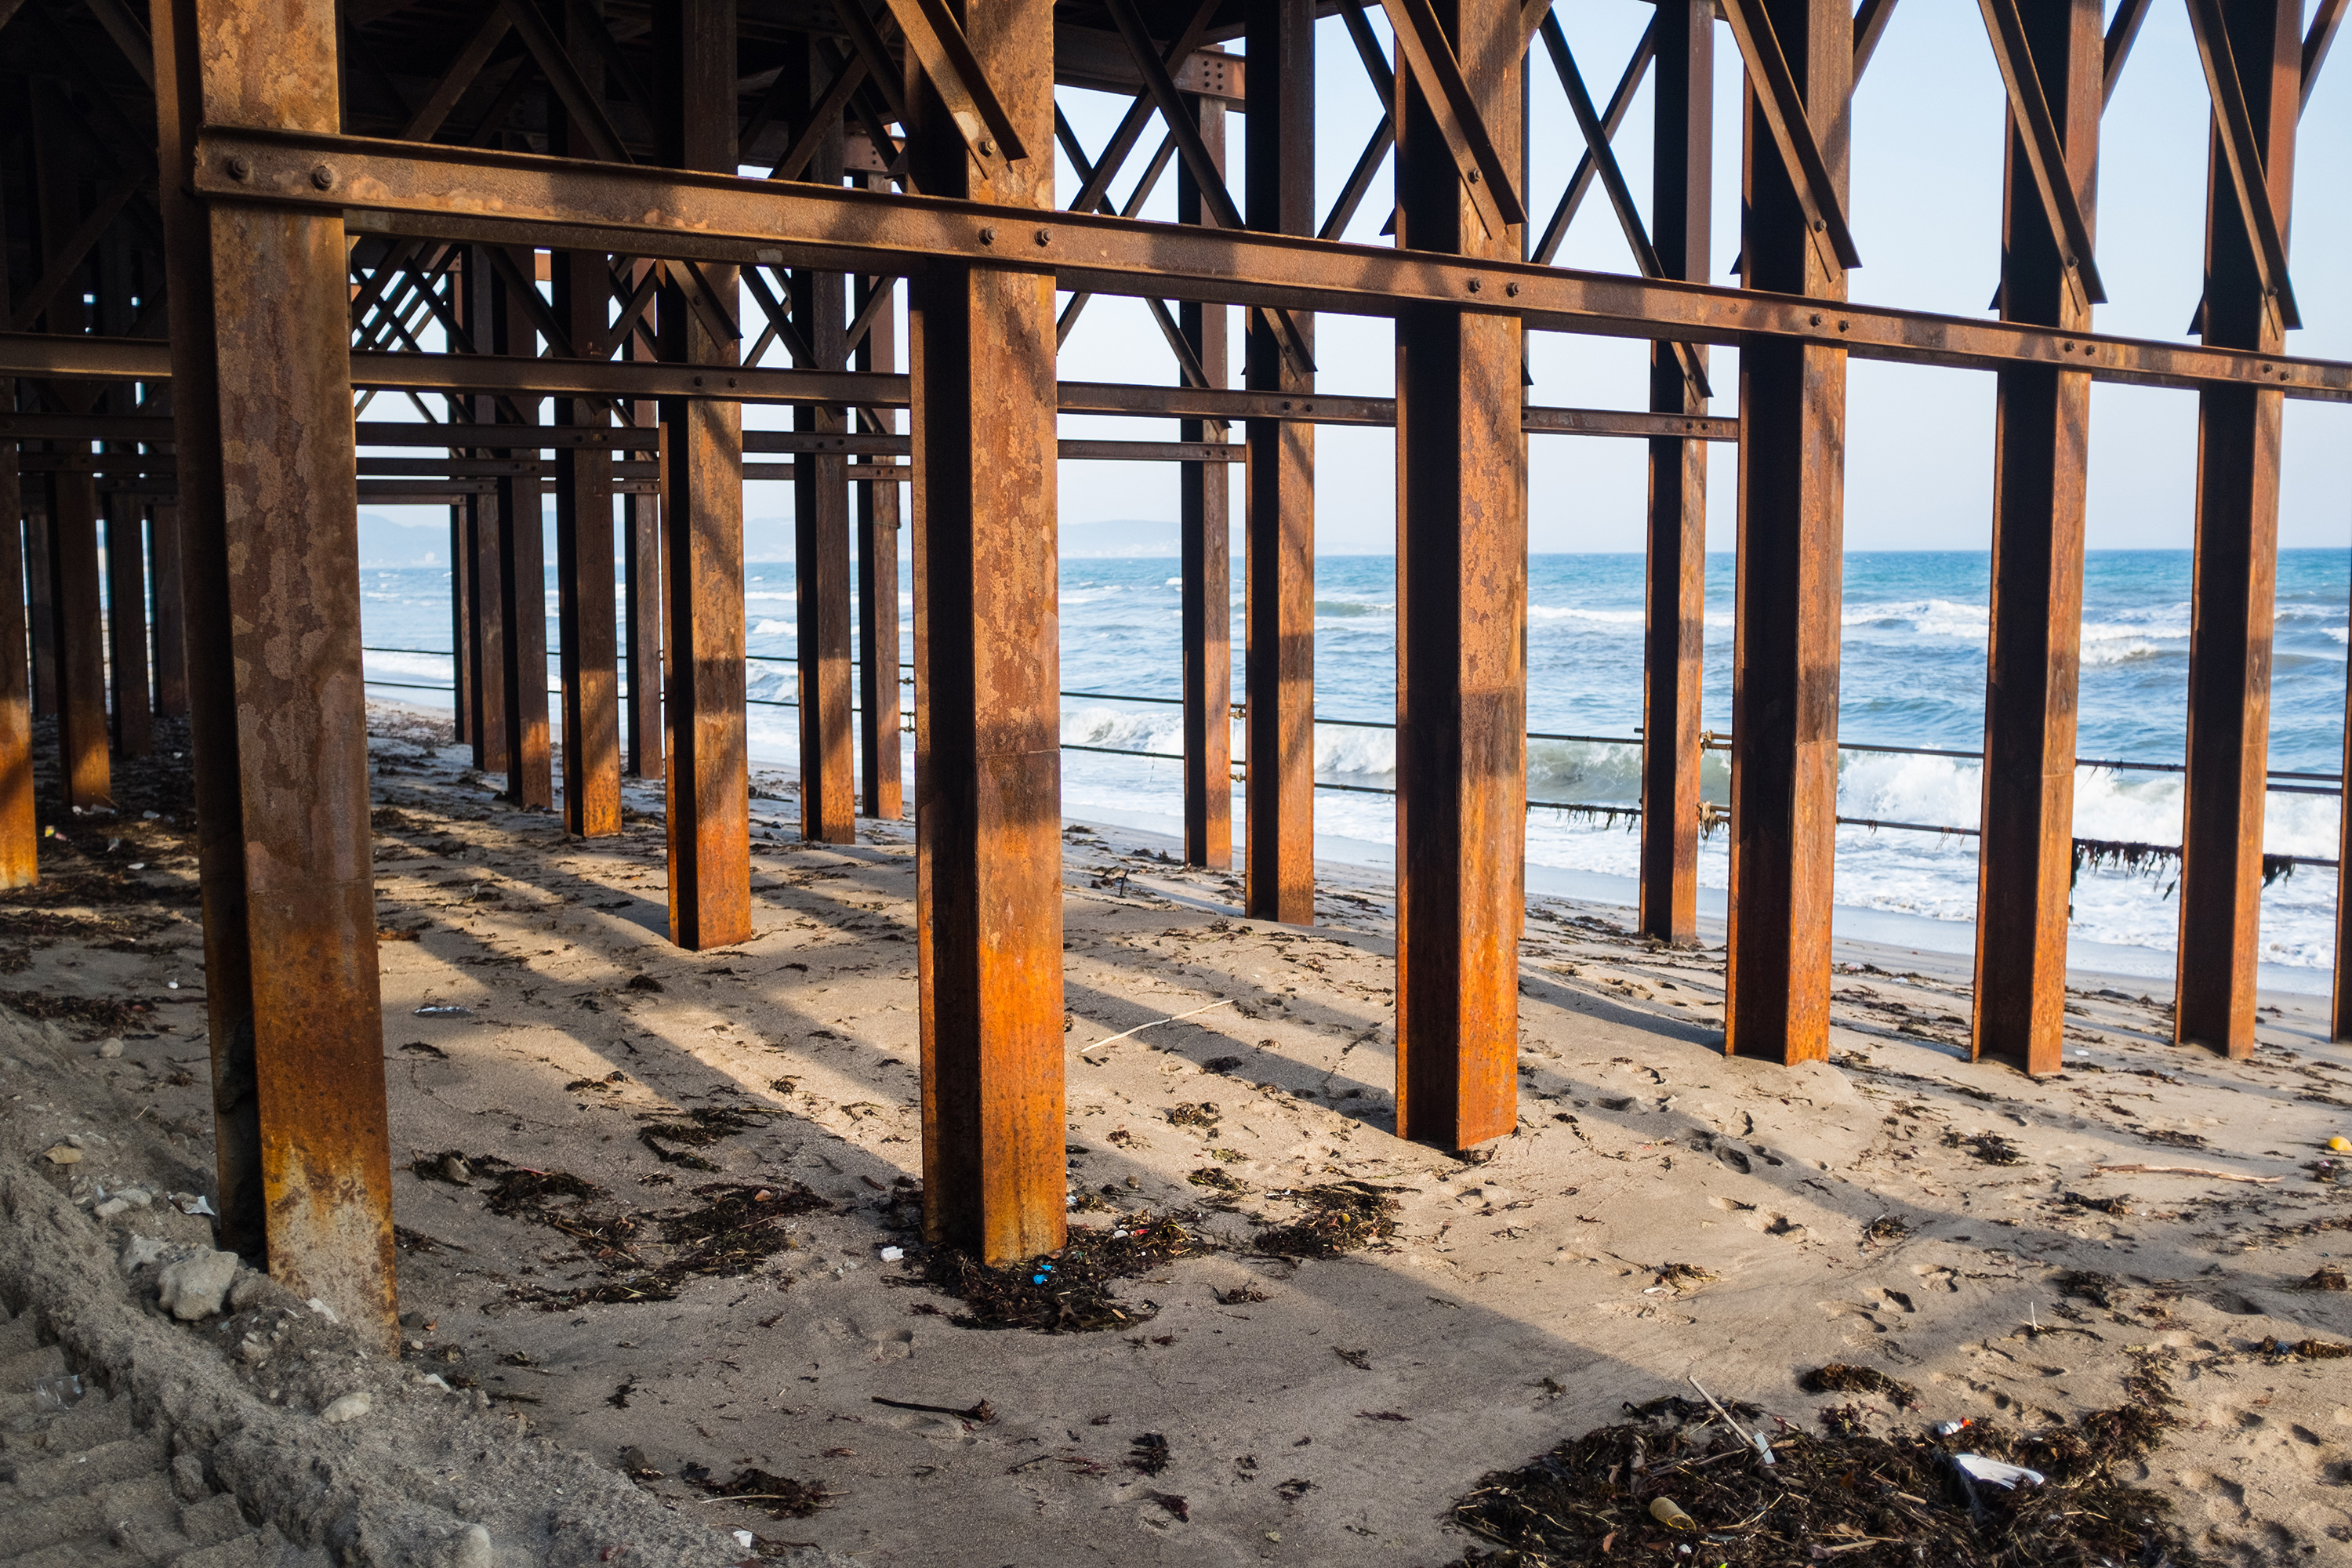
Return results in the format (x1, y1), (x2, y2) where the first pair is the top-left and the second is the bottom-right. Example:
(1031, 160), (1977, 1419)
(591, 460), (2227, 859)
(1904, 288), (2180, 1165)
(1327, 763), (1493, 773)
(311, 163), (336, 190)
(1035, 228), (1051, 246)
(1504, 281), (1519, 298)
(977, 137), (995, 157)
(1467, 278), (1482, 294)
(226, 156), (252, 180)
(978, 226), (996, 245)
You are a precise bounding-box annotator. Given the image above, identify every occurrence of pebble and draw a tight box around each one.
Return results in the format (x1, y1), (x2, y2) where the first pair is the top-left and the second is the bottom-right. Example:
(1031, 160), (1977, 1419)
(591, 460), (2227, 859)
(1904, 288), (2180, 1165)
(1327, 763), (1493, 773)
(320, 1391), (372, 1425)
(94, 1196), (131, 1219)
(158, 1249), (241, 1319)
(95, 1039), (124, 1059)
(120, 1235), (172, 1272)
(439, 1524), (492, 1568)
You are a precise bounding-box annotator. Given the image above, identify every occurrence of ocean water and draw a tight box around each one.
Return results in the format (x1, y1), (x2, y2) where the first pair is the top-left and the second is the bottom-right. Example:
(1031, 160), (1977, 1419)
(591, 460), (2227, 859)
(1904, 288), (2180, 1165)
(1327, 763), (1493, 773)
(359, 548), (2352, 982)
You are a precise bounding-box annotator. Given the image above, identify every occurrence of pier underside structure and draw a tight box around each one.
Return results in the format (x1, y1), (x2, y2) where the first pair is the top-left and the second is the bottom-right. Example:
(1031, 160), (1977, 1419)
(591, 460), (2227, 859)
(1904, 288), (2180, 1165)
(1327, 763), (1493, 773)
(0, 0), (2347, 1339)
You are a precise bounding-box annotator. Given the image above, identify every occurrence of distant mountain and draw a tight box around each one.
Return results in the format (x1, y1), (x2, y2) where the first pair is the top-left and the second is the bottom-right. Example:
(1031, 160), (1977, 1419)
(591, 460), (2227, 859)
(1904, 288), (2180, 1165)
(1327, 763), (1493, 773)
(358, 513), (448, 568)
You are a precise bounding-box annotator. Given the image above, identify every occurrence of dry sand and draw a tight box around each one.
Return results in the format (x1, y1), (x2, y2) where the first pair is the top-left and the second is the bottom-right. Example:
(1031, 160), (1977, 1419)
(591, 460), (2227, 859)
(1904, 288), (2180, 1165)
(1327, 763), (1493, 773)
(5, 702), (2350, 1565)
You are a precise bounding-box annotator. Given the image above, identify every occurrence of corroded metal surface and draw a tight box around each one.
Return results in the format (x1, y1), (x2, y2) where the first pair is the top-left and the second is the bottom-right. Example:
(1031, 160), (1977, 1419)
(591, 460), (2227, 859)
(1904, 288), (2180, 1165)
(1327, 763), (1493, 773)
(1178, 96), (1230, 871)
(0, 445), (31, 888)
(47, 472), (111, 811)
(153, 0), (394, 1345)
(855, 257), (903, 824)
(2176, 0), (2301, 1061)
(1392, 0), (1523, 1152)
(1973, 0), (2103, 1079)
(1725, 0), (1850, 1069)
(913, 0), (1066, 1266)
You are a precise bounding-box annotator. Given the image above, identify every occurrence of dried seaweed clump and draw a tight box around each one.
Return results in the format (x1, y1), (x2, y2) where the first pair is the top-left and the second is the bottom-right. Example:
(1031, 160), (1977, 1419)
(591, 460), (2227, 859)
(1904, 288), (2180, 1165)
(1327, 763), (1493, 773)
(1942, 1130), (2026, 1166)
(900, 1211), (1213, 1333)
(637, 1105), (766, 1169)
(2296, 1264), (2347, 1292)
(2256, 1335), (2351, 1361)
(698, 1467), (832, 1519)
(1799, 1364), (1920, 1410)
(1443, 1384), (2198, 1567)
(656, 1181), (829, 1276)
(1252, 1181), (1403, 1259)
(0, 988), (154, 1034)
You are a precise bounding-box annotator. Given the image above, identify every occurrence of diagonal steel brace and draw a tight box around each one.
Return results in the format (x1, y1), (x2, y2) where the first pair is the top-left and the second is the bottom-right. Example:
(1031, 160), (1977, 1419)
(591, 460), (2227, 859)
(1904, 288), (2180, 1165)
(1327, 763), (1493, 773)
(1976, 0), (2107, 314)
(877, 0), (1029, 169)
(1718, 0), (1863, 279)
(2181, 0), (2300, 333)
(1374, 0), (1527, 237)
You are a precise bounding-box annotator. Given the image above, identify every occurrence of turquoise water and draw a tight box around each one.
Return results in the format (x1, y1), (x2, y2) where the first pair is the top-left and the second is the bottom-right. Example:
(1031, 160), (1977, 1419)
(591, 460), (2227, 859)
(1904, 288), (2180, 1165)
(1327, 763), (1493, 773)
(359, 548), (2352, 977)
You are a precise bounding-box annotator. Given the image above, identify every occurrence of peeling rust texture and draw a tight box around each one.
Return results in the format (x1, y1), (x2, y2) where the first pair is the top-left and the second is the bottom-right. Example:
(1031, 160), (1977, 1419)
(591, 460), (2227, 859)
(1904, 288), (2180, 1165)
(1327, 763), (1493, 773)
(658, 0), (752, 952)
(915, 0), (1067, 1267)
(151, 504), (191, 718)
(855, 256), (903, 823)
(0, 445), (34, 888)
(1726, 0), (1849, 1069)
(1180, 103), (1232, 872)
(1639, 0), (1711, 949)
(2177, 0), (2299, 1062)
(556, 249), (622, 837)
(1392, 0), (1524, 1152)
(49, 472), (113, 811)
(1243, 0), (1316, 926)
(156, 0), (395, 1345)
(493, 254), (554, 811)
(1973, 0), (2102, 1080)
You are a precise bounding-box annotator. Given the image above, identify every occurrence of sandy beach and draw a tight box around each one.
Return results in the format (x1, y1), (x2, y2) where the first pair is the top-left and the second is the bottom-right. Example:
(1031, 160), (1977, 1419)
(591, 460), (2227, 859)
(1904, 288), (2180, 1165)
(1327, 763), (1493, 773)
(5, 701), (2349, 1565)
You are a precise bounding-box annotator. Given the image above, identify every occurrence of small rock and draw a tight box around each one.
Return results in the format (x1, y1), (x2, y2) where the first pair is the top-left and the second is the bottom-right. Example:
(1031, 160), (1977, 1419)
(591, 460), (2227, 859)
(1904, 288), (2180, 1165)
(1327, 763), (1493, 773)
(229, 1269), (278, 1312)
(158, 1250), (241, 1319)
(64, 1134), (88, 1149)
(121, 1235), (171, 1272)
(43, 1145), (82, 1166)
(307, 1296), (340, 1323)
(96, 1039), (124, 1059)
(171, 1452), (208, 1502)
(94, 1196), (131, 1220)
(438, 1527), (492, 1568)
(398, 1310), (430, 1330)
(117, 1186), (152, 1207)
(320, 1391), (372, 1425)
(438, 1153), (473, 1185)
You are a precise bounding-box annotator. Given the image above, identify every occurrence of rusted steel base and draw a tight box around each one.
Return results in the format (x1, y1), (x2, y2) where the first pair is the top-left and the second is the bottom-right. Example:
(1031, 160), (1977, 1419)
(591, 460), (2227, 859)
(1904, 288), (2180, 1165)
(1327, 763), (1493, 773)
(154, 0), (395, 1346)
(0, 447), (34, 887)
(48, 471), (111, 810)
(912, 0), (1066, 1268)
(466, 490), (508, 773)
(25, 513), (56, 719)
(624, 488), (662, 779)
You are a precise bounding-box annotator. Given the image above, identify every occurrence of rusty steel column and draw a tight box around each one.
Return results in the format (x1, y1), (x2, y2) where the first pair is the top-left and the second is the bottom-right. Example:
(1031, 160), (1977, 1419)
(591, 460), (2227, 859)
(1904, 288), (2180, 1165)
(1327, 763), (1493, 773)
(461, 251), (507, 773)
(105, 495), (153, 758)
(1243, 0), (1315, 924)
(449, 504), (472, 747)
(790, 52), (856, 846)
(26, 514), (56, 718)
(1392, 0), (1526, 1152)
(1638, 0), (1712, 946)
(151, 503), (188, 719)
(1973, 0), (2103, 1076)
(1180, 96), (1233, 872)
(909, 0), (1064, 1265)
(0, 442), (32, 887)
(48, 472), (112, 810)
(2176, 0), (2300, 1059)
(623, 290), (662, 782)
(2336, 642), (2352, 1039)
(855, 260), (903, 822)
(550, 6), (621, 839)
(655, 0), (750, 950)
(493, 253), (553, 809)
(152, 0), (395, 1342)
(1725, 0), (1852, 1068)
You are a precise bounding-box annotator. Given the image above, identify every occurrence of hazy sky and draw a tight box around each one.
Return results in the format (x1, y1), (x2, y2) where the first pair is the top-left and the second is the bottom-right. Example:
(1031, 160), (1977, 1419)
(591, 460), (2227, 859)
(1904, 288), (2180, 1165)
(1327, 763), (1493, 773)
(1048, 1), (2352, 554)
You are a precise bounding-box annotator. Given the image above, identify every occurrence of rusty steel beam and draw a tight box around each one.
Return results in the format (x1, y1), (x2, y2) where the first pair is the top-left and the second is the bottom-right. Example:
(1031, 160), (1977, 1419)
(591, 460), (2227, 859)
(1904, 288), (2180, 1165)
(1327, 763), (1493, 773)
(48, 472), (112, 809)
(152, 0), (394, 1342)
(1725, 0), (1851, 1070)
(492, 254), (553, 810)
(103, 494), (152, 757)
(1637, 0), (1711, 949)
(2177, 0), (2301, 1062)
(150, 501), (186, 717)
(1179, 93), (1232, 873)
(167, 132), (2352, 400)
(1393, 0), (1523, 1152)
(550, 6), (620, 840)
(789, 43), (858, 848)
(458, 250), (508, 774)
(449, 504), (471, 748)
(1243, 0), (1316, 927)
(1973, 0), (2101, 1080)
(623, 298), (662, 783)
(26, 508), (56, 718)
(855, 254), (903, 822)
(0, 442), (31, 887)
(910, 0), (1065, 1267)
(655, 0), (751, 952)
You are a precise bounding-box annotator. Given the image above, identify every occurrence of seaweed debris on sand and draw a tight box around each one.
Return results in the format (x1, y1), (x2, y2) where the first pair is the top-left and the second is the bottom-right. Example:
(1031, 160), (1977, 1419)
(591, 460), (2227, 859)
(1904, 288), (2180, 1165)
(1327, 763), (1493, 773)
(1443, 1379), (2195, 1567)
(896, 1211), (1214, 1332)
